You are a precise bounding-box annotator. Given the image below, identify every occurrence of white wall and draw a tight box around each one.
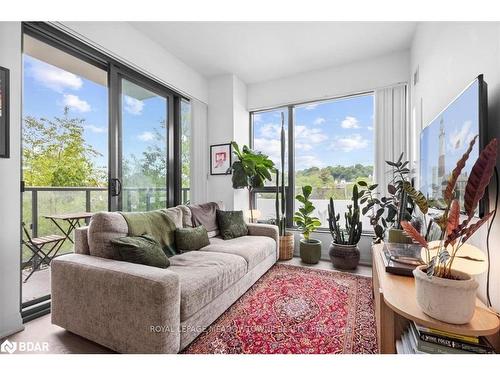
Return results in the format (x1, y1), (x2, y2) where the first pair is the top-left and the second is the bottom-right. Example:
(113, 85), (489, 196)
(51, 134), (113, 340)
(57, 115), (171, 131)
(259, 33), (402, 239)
(207, 74), (249, 211)
(0, 22), (24, 338)
(247, 50), (410, 110)
(56, 22), (209, 104)
(410, 22), (500, 311)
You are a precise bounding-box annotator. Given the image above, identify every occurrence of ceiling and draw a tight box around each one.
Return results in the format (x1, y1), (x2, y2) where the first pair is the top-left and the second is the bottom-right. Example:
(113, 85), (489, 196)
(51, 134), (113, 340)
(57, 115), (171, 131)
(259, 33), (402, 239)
(131, 22), (417, 84)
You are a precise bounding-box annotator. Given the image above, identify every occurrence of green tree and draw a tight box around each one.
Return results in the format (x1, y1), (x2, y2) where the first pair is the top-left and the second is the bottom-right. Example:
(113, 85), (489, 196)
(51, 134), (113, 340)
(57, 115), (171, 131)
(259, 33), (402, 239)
(23, 107), (106, 187)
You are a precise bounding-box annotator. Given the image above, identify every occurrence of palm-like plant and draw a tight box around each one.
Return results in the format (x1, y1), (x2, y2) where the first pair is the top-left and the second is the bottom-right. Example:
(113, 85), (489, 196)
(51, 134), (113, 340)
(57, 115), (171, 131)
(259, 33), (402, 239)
(228, 142), (275, 222)
(294, 185), (321, 241)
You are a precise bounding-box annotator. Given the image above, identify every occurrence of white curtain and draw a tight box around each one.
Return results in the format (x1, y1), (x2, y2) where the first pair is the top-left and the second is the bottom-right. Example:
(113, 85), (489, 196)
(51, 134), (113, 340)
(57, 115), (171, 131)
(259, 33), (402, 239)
(189, 99), (209, 204)
(374, 84), (409, 196)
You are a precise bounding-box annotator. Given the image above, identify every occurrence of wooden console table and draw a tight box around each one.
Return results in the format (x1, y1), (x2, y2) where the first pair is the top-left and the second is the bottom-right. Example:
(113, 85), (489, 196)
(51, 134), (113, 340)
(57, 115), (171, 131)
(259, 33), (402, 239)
(372, 243), (500, 354)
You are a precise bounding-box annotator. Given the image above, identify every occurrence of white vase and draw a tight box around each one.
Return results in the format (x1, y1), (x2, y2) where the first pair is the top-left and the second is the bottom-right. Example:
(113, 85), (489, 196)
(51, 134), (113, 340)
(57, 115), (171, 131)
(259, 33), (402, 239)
(413, 265), (479, 324)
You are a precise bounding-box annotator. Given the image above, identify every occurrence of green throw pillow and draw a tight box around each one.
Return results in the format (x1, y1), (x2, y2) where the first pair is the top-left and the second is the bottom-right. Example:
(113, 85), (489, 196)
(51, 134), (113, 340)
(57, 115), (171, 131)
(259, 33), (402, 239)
(175, 226), (210, 252)
(216, 210), (248, 240)
(110, 235), (170, 268)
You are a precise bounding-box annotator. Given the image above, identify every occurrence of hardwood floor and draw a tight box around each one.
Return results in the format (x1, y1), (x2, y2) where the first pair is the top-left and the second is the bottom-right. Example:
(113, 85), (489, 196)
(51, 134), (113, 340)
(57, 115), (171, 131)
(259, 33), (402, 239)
(5, 258), (372, 354)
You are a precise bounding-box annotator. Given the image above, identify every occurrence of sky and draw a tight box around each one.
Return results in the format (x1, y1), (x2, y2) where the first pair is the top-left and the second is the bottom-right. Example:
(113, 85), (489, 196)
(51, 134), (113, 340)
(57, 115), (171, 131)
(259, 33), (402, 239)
(23, 54), (168, 174)
(253, 94), (375, 171)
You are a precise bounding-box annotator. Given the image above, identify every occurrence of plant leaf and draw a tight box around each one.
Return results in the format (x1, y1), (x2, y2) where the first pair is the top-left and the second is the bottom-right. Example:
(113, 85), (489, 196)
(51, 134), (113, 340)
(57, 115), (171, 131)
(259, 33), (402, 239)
(464, 138), (498, 218)
(446, 199), (460, 245)
(401, 220), (428, 248)
(443, 135), (478, 203)
(463, 211), (495, 243)
(403, 181), (428, 214)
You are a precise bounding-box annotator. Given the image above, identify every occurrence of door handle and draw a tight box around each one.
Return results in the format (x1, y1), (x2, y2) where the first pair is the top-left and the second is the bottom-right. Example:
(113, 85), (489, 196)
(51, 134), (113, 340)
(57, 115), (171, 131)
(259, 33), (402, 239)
(111, 178), (122, 197)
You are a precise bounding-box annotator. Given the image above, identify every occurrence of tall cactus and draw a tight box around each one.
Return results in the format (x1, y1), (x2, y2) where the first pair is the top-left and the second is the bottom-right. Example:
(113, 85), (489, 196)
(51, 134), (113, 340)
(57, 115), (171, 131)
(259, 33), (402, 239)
(275, 112), (287, 236)
(328, 184), (363, 245)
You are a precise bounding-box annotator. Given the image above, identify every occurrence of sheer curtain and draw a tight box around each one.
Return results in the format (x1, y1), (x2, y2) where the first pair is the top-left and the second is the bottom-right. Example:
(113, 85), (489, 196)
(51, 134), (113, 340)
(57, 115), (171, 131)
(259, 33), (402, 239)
(190, 98), (209, 204)
(374, 84), (409, 196)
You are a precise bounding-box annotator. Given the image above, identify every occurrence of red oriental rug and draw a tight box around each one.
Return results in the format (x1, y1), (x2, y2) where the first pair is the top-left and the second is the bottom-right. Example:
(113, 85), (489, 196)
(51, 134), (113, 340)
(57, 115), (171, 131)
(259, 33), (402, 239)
(183, 264), (378, 354)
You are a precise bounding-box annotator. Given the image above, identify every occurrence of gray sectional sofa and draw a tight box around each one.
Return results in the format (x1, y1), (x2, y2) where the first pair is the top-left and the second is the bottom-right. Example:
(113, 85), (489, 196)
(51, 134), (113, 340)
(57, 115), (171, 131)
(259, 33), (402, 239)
(50, 203), (279, 353)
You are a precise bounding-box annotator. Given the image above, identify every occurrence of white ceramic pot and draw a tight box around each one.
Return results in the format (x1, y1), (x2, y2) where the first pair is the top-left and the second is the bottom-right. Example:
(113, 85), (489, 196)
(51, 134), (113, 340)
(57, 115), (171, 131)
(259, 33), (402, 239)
(413, 265), (479, 324)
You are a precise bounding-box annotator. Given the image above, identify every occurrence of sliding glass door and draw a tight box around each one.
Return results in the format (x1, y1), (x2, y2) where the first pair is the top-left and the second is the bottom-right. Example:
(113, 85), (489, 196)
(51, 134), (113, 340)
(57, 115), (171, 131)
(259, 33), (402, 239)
(109, 68), (176, 212)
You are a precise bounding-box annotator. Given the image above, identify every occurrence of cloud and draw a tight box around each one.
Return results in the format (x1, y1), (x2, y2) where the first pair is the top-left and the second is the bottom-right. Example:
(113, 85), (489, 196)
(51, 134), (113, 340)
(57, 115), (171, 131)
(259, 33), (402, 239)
(124, 96), (144, 115)
(295, 155), (324, 169)
(295, 125), (328, 144)
(253, 138), (281, 162)
(367, 126), (374, 131)
(138, 131), (155, 142)
(63, 94), (91, 112)
(330, 134), (369, 152)
(449, 120), (473, 151)
(29, 60), (82, 93)
(341, 116), (360, 129)
(84, 124), (106, 133)
(253, 114), (262, 123)
(313, 117), (325, 126)
(296, 142), (313, 151)
(304, 103), (318, 110)
(259, 123), (281, 139)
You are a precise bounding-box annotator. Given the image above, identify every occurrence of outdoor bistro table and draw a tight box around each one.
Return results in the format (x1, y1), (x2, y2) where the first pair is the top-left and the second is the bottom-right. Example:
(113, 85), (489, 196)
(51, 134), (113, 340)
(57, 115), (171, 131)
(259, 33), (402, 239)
(43, 212), (94, 245)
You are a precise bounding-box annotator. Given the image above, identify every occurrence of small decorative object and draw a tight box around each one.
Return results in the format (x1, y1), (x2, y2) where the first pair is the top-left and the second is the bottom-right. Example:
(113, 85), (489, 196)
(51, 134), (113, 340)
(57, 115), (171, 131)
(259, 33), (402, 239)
(294, 185), (322, 264)
(402, 135), (497, 324)
(210, 143), (232, 175)
(228, 142), (275, 222)
(275, 112), (294, 260)
(359, 153), (427, 244)
(328, 184), (362, 269)
(0, 66), (9, 158)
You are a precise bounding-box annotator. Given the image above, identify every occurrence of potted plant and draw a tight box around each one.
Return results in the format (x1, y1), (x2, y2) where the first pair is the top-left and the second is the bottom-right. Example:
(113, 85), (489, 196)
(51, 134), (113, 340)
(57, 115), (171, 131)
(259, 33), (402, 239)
(228, 142), (275, 222)
(275, 113), (294, 260)
(359, 153), (427, 244)
(294, 185), (322, 264)
(328, 184), (363, 269)
(402, 136), (497, 324)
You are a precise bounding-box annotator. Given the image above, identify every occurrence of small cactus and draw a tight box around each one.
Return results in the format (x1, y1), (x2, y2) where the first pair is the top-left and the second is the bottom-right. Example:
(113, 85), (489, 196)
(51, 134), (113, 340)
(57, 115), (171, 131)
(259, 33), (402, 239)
(328, 184), (363, 245)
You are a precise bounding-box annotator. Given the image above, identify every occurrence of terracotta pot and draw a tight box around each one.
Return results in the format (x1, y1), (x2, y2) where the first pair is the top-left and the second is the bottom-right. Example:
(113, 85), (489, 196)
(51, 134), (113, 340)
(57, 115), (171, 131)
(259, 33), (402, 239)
(299, 239), (321, 264)
(278, 232), (294, 261)
(413, 265), (479, 324)
(329, 243), (360, 270)
(388, 228), (413, 244)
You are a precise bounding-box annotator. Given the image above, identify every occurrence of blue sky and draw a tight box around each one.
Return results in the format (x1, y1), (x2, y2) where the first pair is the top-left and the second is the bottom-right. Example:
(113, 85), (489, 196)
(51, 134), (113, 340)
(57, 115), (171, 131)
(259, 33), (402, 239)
(23, 54), (167, 171)
(253, 94), (374, 170)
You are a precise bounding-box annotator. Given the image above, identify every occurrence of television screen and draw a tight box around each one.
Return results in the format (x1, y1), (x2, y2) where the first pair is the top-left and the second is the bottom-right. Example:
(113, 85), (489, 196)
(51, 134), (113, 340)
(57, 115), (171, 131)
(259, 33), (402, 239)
(419, 75), (487, 216)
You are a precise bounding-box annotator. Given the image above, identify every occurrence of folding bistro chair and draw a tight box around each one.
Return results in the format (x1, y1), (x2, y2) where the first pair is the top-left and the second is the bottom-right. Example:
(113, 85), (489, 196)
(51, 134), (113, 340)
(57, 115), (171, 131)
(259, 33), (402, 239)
(22, 222), (65, 283)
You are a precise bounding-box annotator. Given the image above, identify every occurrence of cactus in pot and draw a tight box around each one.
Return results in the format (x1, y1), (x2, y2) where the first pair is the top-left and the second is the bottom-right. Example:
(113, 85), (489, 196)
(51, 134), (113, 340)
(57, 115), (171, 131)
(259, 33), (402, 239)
(328, 184), (362, 269)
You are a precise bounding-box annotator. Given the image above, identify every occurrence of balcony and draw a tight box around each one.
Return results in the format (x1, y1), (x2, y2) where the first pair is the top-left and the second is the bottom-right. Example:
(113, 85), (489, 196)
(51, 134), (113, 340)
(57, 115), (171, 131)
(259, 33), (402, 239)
(22, 186), (190, 305)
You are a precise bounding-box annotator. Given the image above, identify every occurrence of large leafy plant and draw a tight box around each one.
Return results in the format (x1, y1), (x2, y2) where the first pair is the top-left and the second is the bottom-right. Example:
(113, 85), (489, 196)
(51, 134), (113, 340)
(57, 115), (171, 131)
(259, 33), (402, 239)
(229, 142), (275, 221)
(328, 184), (363, 245)
(294, 185), (321, 241)
(402, 136), (498, 279)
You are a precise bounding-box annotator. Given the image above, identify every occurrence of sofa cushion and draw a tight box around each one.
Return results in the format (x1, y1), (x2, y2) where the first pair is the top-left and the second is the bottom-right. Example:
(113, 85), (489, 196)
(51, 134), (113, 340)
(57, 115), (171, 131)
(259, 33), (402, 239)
(216, 210), (248, 240)
(88, 212), (128, 259)
(164, 205), (192, 229)
(175, 226), (210, 252)
(188, 201), (224, 238)
(201, 235), (276, 271)
(168, 251), (247, 321)
(110, 235), (170, 268)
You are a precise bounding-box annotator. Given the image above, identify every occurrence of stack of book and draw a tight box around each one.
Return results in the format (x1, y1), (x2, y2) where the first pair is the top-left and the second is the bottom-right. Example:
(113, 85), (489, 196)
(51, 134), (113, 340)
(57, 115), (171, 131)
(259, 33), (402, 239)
(396, 321), (495, 354)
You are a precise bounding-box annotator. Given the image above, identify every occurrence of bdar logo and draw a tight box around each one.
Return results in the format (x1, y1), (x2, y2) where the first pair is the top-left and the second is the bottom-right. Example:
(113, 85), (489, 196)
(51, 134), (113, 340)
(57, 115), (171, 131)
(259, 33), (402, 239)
(1, 339), (17, 354)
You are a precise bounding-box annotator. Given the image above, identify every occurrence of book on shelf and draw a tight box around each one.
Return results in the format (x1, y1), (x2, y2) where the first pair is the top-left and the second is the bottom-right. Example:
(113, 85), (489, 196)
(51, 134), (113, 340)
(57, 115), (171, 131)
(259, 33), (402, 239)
(381, 242), (424, 277)
(412, 322), (494, 354)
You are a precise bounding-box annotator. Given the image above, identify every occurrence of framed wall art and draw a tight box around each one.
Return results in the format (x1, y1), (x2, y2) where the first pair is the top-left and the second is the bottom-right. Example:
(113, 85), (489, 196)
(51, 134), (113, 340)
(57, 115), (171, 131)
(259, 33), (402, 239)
(210, 143), (232, 175)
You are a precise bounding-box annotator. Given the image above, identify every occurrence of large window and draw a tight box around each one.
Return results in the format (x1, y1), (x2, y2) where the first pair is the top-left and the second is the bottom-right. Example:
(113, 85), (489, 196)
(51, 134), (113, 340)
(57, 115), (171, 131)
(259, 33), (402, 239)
(251, 93), (374, 229)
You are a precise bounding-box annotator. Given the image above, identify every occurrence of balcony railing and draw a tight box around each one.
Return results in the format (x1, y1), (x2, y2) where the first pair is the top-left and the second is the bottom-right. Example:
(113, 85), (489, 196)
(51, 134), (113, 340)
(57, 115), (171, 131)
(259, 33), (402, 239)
(22, 186), (190, 268)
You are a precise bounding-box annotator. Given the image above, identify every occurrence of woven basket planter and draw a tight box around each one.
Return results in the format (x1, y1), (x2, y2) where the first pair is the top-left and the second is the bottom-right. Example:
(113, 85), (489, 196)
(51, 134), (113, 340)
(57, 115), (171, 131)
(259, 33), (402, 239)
(279, 232), (294, 260)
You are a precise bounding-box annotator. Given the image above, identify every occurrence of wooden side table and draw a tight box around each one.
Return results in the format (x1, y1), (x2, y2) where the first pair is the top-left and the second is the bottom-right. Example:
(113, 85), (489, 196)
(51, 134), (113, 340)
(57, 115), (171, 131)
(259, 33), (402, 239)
(372, 243), (500, 354)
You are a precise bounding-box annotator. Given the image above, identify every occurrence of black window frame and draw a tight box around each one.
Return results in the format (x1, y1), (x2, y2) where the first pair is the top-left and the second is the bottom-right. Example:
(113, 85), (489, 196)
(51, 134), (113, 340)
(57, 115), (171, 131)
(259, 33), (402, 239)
(250, 92), (375, 230)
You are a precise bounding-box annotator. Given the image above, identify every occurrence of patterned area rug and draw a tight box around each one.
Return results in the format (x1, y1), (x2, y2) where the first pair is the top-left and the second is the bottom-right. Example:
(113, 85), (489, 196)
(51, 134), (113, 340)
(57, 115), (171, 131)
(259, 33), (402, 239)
(183, 264), (378, 354)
